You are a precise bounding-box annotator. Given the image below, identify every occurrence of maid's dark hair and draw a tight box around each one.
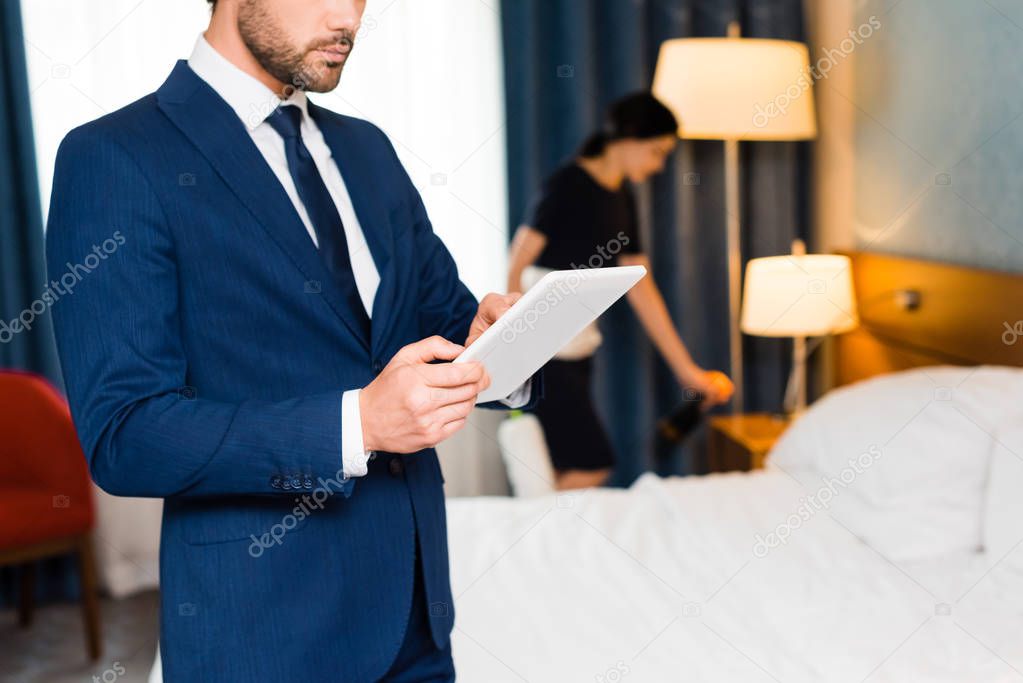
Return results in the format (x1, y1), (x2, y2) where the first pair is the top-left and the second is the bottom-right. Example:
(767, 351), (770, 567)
(578, 92), (679, 158)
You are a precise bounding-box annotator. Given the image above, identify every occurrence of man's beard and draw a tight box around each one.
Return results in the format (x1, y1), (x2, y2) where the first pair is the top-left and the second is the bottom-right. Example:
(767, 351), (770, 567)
(237, 0), (354, 93)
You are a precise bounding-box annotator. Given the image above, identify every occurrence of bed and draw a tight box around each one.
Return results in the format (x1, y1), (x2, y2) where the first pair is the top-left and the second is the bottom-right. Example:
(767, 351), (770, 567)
(444, 252), (1023, 681)
(447, 468), (1022, 681)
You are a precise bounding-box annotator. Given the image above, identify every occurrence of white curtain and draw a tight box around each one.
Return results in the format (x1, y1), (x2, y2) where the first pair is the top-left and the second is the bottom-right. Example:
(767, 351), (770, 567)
(21, 0), (511, 596)
(22, 0), (509, 296)
(318, 0), (510, 298)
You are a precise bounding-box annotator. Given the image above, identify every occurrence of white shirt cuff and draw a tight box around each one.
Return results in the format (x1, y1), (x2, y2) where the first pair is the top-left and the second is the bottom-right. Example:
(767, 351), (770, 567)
(499, 379), (532, 409)
(341, 389), (372, 478)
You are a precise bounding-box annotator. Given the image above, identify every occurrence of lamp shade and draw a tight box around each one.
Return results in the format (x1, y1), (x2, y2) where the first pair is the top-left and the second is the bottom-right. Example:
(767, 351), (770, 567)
(652, 38), (818, 141)
(741, 254), (858, 337)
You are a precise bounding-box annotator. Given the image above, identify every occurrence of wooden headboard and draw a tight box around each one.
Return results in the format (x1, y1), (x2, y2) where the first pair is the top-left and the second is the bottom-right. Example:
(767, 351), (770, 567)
(833, 252), (1023, 386)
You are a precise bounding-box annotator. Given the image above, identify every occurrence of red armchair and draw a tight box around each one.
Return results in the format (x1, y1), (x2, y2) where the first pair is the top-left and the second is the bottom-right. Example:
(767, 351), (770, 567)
(0, 370), (101, 659)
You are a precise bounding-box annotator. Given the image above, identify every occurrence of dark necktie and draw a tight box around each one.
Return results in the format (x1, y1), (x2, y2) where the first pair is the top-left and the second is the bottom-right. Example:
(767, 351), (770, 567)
(266, 104), (371, 338)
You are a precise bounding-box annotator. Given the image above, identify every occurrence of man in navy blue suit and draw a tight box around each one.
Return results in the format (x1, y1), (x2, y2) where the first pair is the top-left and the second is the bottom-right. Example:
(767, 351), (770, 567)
(45, 1), (538, 680)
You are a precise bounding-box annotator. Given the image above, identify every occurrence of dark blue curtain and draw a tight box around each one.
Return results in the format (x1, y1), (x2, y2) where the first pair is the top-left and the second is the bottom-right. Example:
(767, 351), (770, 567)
(1, 1), (76, 607)
(1, 1), (60, 382)
(501, 0), (810, 484)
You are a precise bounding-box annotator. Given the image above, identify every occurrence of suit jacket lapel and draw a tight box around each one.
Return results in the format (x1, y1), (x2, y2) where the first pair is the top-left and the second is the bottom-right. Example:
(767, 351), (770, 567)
(155, 61), (371, 351)
(311, 102), (398, 357)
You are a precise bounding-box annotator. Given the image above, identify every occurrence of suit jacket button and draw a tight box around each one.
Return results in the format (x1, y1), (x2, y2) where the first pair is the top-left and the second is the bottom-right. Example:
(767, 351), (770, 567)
(388, 457), (404, 477)
(373, 360), (383, 373)
(282, 477), (292, 490)
(270, 475), (283, 489)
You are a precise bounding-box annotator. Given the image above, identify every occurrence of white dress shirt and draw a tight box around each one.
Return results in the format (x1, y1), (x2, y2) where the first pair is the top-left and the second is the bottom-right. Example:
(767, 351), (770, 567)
(188, 36), (527, 478)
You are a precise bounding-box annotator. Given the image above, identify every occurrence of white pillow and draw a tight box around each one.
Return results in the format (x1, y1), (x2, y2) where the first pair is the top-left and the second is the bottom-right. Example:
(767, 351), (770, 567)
(497, 413), (556, 497)
(982, 417), (1023, 562)
(768, 366), (1023, 561)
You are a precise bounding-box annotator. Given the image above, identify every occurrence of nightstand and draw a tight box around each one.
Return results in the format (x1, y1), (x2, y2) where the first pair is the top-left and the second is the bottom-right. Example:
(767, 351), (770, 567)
(706, 413), (792, 473)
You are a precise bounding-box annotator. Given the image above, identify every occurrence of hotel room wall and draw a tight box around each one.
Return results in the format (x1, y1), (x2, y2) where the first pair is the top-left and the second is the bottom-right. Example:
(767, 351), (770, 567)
(805, 0), (859, 396)
(805, 0), (857, 254)
(809, 0), (1023, 273)
(807, 0), (1023, 396)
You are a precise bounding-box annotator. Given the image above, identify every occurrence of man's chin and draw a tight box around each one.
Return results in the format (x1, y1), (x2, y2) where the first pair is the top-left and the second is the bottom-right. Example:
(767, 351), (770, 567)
(299, 59), (345, 93)
(303, 74), (343, 93)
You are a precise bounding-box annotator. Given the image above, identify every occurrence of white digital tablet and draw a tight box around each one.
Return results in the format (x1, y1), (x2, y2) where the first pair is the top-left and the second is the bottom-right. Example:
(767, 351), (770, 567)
(454, 266), (647, 403)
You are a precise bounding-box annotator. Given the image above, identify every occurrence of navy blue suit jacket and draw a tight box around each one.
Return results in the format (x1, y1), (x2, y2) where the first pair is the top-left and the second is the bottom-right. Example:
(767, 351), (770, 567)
(46, 61), (537, 682)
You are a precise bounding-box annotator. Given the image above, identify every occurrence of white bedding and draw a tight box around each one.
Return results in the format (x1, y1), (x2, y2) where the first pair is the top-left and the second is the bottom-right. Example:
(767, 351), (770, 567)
(446, 470), (1023, 682)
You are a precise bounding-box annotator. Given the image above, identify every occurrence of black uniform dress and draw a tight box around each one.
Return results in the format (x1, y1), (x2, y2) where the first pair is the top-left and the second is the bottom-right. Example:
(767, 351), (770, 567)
(524, 162), (642, 471)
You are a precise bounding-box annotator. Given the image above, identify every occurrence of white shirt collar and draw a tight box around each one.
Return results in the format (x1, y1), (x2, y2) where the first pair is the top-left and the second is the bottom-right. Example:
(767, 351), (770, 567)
(187, 34), (309, 132)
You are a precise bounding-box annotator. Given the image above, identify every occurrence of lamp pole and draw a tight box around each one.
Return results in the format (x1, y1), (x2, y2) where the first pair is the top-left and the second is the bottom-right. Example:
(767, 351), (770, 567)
(784, 239), (808, 415)
(724, 135), (743, 412)
(724, 20), (744, 412)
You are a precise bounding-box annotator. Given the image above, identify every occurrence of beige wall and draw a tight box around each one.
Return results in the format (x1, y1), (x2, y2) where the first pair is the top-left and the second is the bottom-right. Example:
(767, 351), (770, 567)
(804, 0), (860, 394)
(804, 0), (859, 252)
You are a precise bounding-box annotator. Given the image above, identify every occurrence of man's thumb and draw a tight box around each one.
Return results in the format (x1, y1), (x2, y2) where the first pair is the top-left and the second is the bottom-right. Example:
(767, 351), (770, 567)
(405, 336), (464, 363)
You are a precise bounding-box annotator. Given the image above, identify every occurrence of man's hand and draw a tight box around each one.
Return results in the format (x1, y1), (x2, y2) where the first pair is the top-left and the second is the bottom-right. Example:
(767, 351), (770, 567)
(360, 336), (490, 454)
(465, 292), (521, 347)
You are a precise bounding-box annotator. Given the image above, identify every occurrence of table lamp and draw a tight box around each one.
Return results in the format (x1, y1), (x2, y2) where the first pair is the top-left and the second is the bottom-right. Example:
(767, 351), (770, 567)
(740, 242), (858, 414)
(653, 23), (818, 412)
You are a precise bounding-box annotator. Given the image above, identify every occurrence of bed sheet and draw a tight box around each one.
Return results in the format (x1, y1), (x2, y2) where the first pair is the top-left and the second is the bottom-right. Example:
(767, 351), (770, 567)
(446, 471), (1023, 682)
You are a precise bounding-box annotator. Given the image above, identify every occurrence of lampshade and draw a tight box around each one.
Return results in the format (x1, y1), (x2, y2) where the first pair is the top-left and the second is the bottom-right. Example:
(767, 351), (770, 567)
(741, 254), (858, 337)
(652, 38), (818, 141)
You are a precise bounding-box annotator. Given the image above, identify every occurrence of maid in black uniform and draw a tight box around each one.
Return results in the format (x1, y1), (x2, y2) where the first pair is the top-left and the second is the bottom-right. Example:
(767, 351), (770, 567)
(507, 93), (734, 490)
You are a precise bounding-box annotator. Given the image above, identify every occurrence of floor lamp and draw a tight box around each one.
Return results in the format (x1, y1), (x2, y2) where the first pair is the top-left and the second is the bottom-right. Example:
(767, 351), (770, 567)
(653, 23), (818, 412)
